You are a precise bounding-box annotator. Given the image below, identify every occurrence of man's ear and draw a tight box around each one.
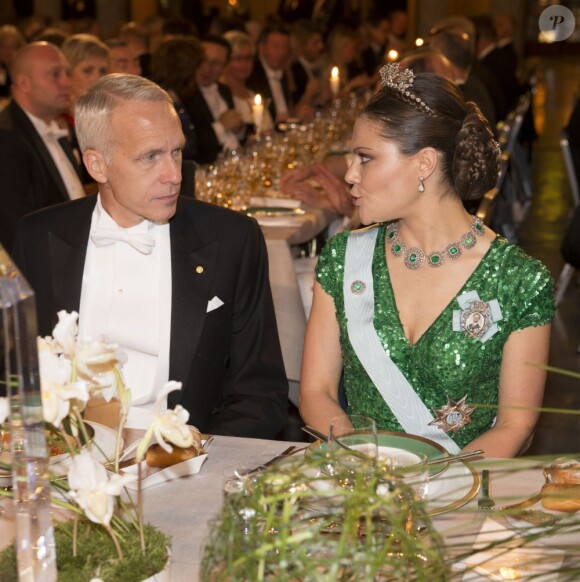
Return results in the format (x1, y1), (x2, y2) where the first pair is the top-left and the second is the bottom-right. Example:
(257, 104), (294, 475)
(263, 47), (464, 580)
(82, 149), (108, 184)
(13, 72), (29, 94)
(417, 147), (439, 179)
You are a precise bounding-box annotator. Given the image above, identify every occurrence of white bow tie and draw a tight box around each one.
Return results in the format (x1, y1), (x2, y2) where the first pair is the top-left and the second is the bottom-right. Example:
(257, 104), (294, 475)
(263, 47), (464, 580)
(91, 228), (156, 255)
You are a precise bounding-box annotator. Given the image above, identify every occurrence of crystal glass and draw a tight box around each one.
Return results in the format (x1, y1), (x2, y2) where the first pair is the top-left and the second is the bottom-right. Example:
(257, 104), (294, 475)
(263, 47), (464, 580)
(0, 245), (57, 581)
(328, 414), (378, 460)
(386, 450), (429, 501)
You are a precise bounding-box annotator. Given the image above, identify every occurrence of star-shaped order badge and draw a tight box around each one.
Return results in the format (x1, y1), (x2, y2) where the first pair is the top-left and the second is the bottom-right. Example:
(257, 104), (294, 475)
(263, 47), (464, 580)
(428, 395), (475, 433)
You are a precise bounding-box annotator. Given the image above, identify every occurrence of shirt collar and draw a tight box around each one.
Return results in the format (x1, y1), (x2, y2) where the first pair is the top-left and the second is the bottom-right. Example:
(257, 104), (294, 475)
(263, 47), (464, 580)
(24, 110), (70, 140)
(260, 57), (283, 81)
(94, 193), (155, 235)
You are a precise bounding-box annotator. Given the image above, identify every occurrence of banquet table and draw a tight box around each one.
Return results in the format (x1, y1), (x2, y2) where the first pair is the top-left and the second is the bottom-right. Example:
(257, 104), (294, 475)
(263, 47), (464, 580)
(259, 206), (336, 389)
(2, 436), (579, 581)
(140, 437), (580, 581)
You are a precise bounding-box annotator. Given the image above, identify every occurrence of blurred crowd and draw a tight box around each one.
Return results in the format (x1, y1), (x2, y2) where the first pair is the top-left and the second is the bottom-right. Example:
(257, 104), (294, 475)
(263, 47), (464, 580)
(0, 1), (533, 249)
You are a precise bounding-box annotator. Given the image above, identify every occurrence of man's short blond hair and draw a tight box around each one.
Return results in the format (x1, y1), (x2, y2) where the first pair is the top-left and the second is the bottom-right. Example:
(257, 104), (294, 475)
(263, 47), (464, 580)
(74, 73), (173, 156)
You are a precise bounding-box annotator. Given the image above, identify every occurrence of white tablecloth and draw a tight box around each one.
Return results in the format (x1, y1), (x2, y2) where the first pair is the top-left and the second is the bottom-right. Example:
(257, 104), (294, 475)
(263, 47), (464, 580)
(1, 438), (580, 580)
(261, 208), (335, 385)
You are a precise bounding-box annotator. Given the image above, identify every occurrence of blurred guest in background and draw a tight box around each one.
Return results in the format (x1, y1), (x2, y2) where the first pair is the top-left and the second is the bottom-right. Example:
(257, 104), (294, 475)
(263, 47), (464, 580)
(247, 23), (293, 124)
(0, 25), (25, 97)
(0, 42), (84, 250)
(61, 33), (109, 189)
(222, 30), (273, 135)
(190, 35), (242, 164)
(152, 35), (203, 161)
(359, 10), (390, 77)
(288, 19), (328, 109)
(106, 38), (142, 76)
(320, 24), (374, 96)
(119, 21), (151, 77)
(61, 34), (110, 113)
(429, 28), (497, 127)
(472, 15), (518, 115)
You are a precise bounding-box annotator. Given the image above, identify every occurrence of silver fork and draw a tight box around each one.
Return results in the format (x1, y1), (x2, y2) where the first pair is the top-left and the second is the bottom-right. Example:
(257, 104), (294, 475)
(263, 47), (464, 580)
(478, 469), (495, 510)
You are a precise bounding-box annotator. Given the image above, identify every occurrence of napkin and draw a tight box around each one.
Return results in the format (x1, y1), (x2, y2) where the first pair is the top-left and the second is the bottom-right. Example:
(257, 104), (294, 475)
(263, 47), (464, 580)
(459, 518), (565, 581)
(249, 195), (301, 209)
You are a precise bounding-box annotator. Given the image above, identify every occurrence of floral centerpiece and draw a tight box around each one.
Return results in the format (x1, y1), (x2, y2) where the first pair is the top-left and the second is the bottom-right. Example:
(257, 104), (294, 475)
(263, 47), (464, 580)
(0, 311), (196, 581)
(201, 448), (449, 581)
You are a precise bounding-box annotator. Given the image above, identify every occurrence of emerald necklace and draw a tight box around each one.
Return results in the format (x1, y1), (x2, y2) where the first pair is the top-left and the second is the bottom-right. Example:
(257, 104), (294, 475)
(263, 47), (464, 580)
(385, 216), (485, 270)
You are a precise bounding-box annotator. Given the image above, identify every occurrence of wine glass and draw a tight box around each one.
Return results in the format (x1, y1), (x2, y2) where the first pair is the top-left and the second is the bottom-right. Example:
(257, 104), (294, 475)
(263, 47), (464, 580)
(328, 414), (378, 459)
(387, 451), (429, 501)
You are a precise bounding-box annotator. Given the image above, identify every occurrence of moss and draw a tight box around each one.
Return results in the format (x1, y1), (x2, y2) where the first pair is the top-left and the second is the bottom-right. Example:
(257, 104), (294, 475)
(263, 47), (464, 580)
(0, 520), (170, 581)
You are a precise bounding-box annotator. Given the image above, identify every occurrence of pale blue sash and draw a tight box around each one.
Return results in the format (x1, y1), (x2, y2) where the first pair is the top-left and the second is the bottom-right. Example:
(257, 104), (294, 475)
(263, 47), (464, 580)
(343, 227), (461, 454)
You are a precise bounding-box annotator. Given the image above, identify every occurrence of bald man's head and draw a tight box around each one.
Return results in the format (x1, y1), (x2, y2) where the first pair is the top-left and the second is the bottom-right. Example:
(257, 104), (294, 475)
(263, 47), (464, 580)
(11, 42), (72, 122)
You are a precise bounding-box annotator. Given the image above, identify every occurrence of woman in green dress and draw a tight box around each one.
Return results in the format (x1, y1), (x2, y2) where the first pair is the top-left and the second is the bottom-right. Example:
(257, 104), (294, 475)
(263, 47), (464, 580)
(299, 64), (554, 457)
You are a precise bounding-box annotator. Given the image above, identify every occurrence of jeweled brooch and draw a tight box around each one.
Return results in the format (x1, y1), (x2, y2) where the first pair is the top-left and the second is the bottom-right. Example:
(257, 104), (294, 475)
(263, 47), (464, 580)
(452, 291), (503, 343)
(428, 395), (475, 433)
(351, 280), (366, 295)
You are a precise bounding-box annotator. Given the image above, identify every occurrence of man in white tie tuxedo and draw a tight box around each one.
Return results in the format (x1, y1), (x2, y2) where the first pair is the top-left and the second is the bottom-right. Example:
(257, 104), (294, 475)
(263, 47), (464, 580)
(13, 73), (288, 438)
(0, 42), (85, 251)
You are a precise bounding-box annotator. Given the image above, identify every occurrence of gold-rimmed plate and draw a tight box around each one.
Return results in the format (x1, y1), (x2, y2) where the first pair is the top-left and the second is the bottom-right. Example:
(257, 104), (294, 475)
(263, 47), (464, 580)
(307, 431), (451, 479)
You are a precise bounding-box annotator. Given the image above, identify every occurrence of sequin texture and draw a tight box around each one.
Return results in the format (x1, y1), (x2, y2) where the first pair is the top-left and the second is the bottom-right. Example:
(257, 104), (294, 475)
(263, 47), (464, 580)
(316, 225), (555, 448)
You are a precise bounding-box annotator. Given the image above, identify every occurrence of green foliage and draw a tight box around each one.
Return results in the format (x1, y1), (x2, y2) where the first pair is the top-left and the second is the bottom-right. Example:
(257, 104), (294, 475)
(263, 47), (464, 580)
(0, 519), (170, 582)
(201, 450), (448, 581)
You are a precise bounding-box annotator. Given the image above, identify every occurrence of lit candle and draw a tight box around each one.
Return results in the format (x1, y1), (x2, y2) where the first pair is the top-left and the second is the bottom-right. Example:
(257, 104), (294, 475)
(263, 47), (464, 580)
(387, 49), (399, 62)
(252, 93), (264, 131)
(415, 37), (424, 47)
(330, 66), (340, 98)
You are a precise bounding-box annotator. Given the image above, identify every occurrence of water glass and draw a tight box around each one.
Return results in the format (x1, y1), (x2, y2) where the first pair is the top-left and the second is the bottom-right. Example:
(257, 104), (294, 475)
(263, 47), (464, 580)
(388, 451), (429, 501)
(328, 414), (378, 460)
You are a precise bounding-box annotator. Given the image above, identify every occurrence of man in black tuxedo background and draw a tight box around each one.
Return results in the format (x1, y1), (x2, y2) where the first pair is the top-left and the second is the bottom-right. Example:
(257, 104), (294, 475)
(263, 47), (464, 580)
(0, 42), (85, 251)
(13, 73), (288, 438)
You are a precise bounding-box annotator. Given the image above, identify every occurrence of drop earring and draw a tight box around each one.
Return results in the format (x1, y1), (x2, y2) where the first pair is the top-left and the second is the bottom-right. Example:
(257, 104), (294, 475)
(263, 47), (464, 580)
(418, 176), (425, 192)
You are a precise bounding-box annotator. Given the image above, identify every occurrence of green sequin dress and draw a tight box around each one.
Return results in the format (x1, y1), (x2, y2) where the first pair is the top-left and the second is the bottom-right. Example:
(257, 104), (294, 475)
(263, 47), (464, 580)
(316, 224), (555, 448)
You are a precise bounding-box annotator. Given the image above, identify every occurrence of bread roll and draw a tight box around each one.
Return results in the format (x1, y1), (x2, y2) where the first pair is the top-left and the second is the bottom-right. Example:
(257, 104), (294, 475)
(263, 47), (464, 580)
(543, 458), (580, 485)
(145, 443), (200, 468)
(540, 483), (580, 513)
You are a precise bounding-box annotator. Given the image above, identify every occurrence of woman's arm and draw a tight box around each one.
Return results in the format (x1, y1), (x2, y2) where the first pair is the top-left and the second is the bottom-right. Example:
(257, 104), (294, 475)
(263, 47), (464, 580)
(299, 280), (348, 432)
(462, 323), (551, 457)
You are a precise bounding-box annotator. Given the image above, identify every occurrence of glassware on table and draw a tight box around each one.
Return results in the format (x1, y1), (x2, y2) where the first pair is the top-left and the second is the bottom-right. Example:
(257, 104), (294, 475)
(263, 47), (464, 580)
(328, 414), (378, 460)
(385, 450), (429, 501)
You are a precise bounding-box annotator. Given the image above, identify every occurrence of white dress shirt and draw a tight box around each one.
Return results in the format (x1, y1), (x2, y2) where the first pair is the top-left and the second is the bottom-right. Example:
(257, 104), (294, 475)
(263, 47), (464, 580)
(199, 83), (240, 151)
(260, 57), (289, 118)
(79, 196), (172, 428)
(25, 111), (85, 200)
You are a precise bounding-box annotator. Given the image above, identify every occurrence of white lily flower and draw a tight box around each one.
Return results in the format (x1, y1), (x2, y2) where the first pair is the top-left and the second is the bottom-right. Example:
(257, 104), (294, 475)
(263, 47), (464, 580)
(0, 397), (9, 424)
(68, 451), (135, 526)
(136, 381), (194, 461)
(38, 340), (89, 426)
(52, 311), (79, 358)
(76, 337), (122, 385)
(153, 405), (194, 452)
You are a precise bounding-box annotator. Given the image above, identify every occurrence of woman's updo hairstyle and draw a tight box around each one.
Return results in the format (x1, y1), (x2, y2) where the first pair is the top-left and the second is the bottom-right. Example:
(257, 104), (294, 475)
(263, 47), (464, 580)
(363, 64), (500, 200)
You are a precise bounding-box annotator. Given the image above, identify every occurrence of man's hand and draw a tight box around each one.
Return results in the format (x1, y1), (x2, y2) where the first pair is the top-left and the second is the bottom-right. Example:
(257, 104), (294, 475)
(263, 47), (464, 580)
(219, 109), (243, 132)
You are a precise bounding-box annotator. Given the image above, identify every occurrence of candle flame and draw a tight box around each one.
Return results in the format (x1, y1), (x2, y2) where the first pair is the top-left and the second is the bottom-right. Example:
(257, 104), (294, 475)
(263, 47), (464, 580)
(415, 37), (424, 47)
(387, 50), (399, 61)
(253, 94), (262, 106)
(331, 66), (339, 80)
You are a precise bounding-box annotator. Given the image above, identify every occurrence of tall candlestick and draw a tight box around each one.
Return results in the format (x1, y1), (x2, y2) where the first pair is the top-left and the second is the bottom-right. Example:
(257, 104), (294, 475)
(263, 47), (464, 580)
(330, 66), (340, 98)
(252, 93), (264, 132)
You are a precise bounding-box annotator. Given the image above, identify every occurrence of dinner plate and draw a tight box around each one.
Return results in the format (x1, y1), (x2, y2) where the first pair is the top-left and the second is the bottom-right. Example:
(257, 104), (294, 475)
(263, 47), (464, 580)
(503, 496), (579, 536)
(425, 460), (480, 516)
(0, 421), (119, 486)
(307, 431), (451, 479)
